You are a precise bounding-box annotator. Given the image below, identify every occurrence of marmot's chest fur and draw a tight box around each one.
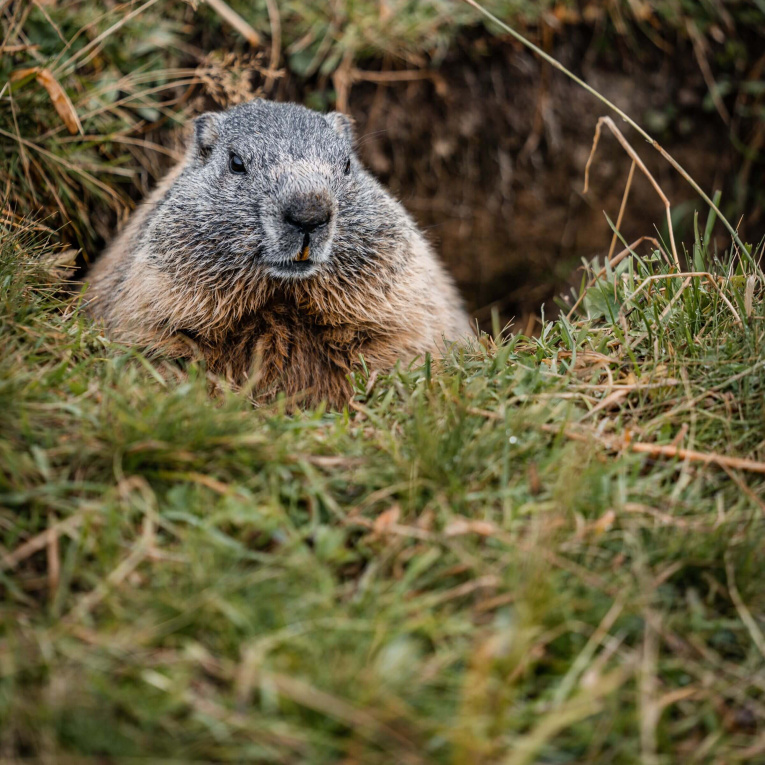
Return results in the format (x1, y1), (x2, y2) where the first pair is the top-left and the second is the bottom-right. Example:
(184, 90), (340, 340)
(192, 300), (386, 406)
(87, 99), (471, 407)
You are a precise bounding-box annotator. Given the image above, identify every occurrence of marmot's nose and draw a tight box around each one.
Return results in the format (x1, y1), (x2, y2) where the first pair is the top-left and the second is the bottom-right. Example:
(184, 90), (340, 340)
(284, 211), (331, 234)
(282, 193), (333, 235)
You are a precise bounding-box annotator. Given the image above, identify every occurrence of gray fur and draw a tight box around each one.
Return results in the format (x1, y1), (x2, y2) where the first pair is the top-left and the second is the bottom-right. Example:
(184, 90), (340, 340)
(153, 100), (393, 282)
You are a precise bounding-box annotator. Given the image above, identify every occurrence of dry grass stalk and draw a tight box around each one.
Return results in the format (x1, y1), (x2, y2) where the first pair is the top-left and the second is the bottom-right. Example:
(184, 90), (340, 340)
(505, 669), (631, 765)
(52, 0), (163, 76)
(263, 0), (281, 91)
(585, 116), (680, 269)
(609, 159), (636, 262)
(623, 272), (742, 326)
(0, 126), (126, 202)
(640, 612), (660, 765)
(543, 424), (765, 475)
(1, 514), (87, 571)
(10, 67), (83, 134)
(565, 236), (667, 319)
(725, 551), (765, 660)
(46, 511), (60, 601)
(62, 519), (154, 625)
(687, 19), (730, 124)
(552, 597), (625, 706)
(204, 0), (261, 47)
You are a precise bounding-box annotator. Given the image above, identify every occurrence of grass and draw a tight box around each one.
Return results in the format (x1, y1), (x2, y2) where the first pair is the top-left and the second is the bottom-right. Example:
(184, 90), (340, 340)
(2, 213), (765, 761)
(1, 0), (194, 252)
(2, 0), (765, 761)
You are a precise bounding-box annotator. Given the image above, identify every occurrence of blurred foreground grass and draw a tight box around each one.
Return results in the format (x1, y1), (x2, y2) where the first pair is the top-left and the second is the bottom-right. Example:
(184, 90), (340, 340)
(1, 216), (764, 761)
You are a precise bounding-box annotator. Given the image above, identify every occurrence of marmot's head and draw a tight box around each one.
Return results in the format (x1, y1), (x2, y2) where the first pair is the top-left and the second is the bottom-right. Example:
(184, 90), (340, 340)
(151, 100), (386, 288)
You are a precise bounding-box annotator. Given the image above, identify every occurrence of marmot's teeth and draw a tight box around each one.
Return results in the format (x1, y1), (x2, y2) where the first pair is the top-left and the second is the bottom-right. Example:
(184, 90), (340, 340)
(295, 244), (310, 262)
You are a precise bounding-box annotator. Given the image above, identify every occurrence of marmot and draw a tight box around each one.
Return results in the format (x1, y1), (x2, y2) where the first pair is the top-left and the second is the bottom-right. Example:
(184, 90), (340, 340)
(87, 99), (472, 407)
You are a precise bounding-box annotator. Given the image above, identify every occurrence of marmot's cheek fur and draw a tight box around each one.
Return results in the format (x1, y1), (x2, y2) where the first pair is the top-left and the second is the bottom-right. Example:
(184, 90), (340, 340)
(86, 99), (472, 407)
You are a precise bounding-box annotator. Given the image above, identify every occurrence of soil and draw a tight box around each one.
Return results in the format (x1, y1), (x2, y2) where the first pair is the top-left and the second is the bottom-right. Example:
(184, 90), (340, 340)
(269, 29), (761, 330)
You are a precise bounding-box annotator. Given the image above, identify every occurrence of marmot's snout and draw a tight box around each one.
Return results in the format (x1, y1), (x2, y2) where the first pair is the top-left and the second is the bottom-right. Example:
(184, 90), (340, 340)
(264, 176), (337, 278)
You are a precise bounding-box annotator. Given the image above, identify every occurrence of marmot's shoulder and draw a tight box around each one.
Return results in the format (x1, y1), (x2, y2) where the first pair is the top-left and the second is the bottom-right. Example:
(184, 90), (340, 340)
(88, 99), (472, 406)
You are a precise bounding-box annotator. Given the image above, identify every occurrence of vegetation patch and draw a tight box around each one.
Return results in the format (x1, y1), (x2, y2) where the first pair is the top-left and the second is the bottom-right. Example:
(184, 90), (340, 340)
(2, 1), (765, 761)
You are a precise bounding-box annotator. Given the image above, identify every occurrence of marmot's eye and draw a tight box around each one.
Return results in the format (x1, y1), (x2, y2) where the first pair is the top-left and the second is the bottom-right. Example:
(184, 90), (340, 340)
(229, 153), (246, 174)
(343, 157), (351, 175)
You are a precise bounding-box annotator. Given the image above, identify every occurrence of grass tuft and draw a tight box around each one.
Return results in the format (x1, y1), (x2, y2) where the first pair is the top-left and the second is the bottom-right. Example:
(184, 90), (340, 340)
(1, 1), (191, 251)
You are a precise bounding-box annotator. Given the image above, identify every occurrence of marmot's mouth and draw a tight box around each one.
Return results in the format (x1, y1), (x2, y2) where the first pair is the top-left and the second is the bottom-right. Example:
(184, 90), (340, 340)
(285, 259), (313, 270)
(268, 259), (318, 279)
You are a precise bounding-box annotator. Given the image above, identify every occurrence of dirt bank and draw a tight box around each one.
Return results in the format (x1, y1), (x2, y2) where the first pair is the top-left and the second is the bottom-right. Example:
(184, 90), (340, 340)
(317, 31), (758, 329)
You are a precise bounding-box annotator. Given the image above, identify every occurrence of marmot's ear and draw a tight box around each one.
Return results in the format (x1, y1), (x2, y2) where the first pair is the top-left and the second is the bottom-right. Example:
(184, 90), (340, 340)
(325, 111), (355, 143)
(191, 112), (223, 162)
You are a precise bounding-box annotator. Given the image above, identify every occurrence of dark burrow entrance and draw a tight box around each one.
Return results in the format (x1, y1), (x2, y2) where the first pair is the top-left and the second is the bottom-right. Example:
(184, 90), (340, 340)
(268, 29), (762, 331)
